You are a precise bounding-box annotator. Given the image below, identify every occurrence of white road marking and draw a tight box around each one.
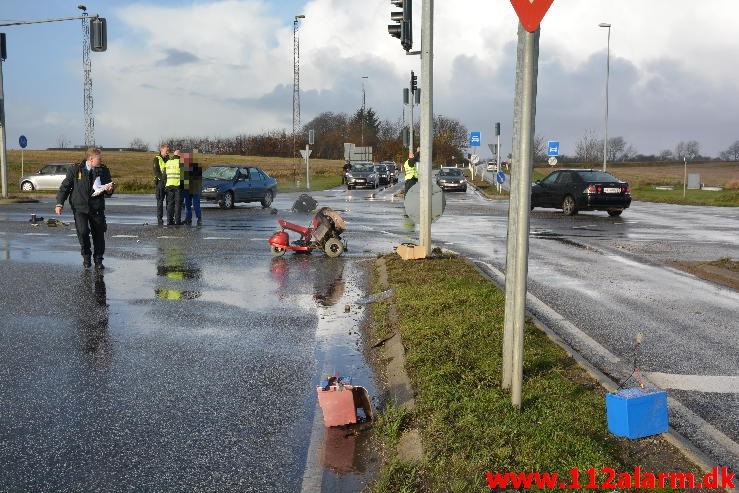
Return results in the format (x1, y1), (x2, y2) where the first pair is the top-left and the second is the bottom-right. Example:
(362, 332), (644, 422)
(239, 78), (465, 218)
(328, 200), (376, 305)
(645, 372), (739, 393)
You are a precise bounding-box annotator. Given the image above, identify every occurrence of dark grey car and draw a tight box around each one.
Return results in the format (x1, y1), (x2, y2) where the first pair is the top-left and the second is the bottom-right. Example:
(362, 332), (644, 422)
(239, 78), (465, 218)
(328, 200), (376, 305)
(345, 162), (379, 190)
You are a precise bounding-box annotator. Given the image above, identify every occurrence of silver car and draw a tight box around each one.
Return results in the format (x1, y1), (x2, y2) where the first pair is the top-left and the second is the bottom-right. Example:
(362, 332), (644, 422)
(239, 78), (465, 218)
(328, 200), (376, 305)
(19, 163), (74, 191)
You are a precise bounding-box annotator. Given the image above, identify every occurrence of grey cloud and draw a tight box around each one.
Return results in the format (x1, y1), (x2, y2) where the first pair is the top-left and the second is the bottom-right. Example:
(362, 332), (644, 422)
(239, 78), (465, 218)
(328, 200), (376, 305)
(157, 49), (200, 67)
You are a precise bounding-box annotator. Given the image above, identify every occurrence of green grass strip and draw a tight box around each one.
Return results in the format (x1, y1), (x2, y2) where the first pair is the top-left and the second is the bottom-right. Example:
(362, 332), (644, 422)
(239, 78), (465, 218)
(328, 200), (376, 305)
(370, 254), (694, 492)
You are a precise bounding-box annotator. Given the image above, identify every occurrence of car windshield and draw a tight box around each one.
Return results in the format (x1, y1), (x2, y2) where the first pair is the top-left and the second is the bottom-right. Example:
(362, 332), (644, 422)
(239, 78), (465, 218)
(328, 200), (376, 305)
(439, 168), (463, 176)
(577, 170), (621, 182)
(352, 163), (374, 172)
(203, 166), (237, 180)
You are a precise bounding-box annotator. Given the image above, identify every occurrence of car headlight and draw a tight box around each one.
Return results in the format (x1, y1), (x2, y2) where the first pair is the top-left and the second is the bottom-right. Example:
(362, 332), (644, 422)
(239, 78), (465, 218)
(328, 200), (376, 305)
(203, 187), (218, 193)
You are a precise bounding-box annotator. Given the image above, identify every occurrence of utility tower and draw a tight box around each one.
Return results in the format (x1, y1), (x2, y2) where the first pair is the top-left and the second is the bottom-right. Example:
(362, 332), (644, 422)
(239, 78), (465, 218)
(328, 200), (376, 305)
(292, 15), (304, 161)
(79, 5), (94, 147)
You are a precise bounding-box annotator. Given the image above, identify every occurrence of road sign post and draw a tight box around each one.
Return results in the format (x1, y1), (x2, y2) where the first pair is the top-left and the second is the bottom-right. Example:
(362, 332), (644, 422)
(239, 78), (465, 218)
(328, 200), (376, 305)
(503, 0), (549, 410)
(299, 146), (312, 190)
(19, 135), (27, 177)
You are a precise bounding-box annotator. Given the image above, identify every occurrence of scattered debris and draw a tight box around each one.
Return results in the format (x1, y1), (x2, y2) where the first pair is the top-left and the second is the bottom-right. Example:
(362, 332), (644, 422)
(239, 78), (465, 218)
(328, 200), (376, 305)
(356, 288), (394, 305)
(316, 375), (373, 427)
(371, 331), (396, 348)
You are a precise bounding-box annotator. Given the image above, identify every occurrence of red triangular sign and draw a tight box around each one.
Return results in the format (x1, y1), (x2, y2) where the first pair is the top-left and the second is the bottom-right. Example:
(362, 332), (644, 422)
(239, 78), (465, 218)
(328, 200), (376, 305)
(510, 0), (554, 32)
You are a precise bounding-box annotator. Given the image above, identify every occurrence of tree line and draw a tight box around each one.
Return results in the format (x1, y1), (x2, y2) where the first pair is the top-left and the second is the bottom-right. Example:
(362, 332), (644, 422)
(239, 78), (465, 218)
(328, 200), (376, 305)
(128, 107), (469, 165)
(535, 130), (739, 164)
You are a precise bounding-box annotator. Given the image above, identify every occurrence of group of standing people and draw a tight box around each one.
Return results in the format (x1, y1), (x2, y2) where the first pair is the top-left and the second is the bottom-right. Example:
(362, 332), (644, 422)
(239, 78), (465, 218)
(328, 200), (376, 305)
(154, 144), (203, 226)
(54, 144), (206, 271)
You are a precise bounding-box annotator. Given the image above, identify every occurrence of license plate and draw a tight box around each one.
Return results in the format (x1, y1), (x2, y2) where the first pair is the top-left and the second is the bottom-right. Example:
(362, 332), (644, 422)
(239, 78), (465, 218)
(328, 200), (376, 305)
(604, 187), (620, 193)
(356, 179), (365, 183)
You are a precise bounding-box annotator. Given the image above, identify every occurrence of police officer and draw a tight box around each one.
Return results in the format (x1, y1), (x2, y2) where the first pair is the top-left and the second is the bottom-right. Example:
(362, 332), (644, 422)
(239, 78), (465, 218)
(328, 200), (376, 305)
(164, 150), (183, 225)
(55, 147), (114, 269)
(403, 147), (420, 194)
(153, 144), (170, 225)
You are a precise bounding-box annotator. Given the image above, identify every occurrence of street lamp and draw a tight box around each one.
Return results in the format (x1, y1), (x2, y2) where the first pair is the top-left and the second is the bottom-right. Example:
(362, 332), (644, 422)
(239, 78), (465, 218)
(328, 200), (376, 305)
(292, 14), (305, 167)
(599, 22), (611, 172)
(360, 76), (368, 149)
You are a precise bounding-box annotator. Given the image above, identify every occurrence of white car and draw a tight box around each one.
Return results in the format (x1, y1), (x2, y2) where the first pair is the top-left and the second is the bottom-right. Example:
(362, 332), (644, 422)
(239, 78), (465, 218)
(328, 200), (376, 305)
(19, 163), (74, 191)
(486, 161), (497, 172)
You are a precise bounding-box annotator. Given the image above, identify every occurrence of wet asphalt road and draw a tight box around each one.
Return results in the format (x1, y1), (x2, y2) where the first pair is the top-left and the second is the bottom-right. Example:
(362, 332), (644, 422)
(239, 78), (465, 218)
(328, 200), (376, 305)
(1, 182), (738, 489)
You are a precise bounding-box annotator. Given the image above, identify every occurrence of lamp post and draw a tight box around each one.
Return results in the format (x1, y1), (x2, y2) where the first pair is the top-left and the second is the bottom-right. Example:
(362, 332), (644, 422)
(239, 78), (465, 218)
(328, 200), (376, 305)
(360, 76), (368, 151)
(599, 22), (611, 172)
(292, 14), (305, 173)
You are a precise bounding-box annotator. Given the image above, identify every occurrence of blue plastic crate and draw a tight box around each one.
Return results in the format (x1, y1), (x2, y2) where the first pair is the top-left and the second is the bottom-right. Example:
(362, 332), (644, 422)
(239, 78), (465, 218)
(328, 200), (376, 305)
(606, 387), (668, 439)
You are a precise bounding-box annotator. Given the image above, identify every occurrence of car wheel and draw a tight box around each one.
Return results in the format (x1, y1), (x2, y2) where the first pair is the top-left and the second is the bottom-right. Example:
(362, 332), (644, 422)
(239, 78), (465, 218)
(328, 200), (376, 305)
(261, 190), (274, 208)
(607, 209), (623, 217)
(21, 181), (34, 192)
(270, 245), (286, 257)
(324, 238), (344, 258)
(223, 191), (235, 209)
(562, 195), (577, 216)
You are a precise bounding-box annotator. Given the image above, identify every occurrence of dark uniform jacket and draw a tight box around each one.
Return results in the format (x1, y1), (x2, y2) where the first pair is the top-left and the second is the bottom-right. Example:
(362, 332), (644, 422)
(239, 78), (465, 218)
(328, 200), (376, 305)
(56, 161), (113, 214)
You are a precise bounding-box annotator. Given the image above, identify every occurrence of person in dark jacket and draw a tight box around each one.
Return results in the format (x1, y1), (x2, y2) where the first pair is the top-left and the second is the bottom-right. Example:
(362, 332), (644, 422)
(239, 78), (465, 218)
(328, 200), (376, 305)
(55, 147), (114, 269)
(183, 157), (203, 226)
(153, 144), (170, 225)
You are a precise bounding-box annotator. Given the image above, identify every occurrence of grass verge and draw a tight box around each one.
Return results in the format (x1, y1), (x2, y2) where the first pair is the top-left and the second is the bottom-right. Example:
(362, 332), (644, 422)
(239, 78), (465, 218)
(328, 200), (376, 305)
(369, 254), (700, 492)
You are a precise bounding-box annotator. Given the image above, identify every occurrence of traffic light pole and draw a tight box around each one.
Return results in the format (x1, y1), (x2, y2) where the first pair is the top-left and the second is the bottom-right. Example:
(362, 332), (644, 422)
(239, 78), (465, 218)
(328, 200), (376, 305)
(0, 56), (8, 198)
(418, 0), (433, 256)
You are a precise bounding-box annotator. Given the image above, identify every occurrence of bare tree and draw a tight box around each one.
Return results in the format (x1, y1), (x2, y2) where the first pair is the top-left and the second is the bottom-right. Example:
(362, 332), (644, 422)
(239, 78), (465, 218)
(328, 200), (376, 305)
(575, 129), (600, 163)
(56, 135), (71, 149)
(533, 135), (546, 163)
(129, 137), (149, 151)
(719, 140), (739, 161)
(675, 140), (701, 160)
(605, 136), (625, 162)
(658, 149), (673, 161)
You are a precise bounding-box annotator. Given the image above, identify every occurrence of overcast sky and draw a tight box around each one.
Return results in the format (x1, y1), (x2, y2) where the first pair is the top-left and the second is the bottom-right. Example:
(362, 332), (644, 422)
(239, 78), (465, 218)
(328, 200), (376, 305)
(2, 0), (738, 158)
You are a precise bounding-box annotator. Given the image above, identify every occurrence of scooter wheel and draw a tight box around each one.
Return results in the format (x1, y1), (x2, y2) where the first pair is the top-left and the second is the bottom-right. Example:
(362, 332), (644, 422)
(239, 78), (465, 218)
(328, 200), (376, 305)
(324, 238), (344, 258)
(270, 246), (287, 257)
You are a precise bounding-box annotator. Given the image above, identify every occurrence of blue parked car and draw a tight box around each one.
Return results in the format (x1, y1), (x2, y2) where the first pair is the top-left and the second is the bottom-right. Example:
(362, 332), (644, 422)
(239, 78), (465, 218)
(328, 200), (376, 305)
(201, 164), (277, 209)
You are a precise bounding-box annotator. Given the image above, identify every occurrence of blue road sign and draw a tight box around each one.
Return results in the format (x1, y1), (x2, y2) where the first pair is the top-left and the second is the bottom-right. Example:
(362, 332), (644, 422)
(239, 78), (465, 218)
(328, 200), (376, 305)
(496, 171), (506, 184)
(547, 140), (560, 156)
(469, 131), (481, 147)
(19, 135), (28, 149)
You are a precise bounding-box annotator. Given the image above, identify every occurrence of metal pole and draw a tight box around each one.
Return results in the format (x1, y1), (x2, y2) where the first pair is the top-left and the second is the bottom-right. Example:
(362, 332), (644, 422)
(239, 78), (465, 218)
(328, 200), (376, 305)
(502, 27), (526, 390)
(292, 15), (304, 184)
(601, 23), (611, 172)
(305, 144), (310, 190)
(409, 79), (414, 153)
(418, 0), (433, 256)
(683, 157), (687, 199)
(0, 57), (7, 198)
(496, 126), (501, 193)
(510, 26), (539, 409)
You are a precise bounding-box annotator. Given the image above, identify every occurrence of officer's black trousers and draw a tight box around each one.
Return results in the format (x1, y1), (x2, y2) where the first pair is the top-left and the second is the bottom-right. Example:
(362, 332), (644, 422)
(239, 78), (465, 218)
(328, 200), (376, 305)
(73, 210), (107, 260)
(155, 182), (165, 221)
(165, 186), (182, 224)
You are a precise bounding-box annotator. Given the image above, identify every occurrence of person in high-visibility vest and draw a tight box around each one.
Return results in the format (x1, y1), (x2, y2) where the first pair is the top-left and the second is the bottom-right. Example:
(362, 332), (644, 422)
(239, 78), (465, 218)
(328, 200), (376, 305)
(153, 144), (170, 225)
(403, 147), (420, 194)
(164, 150), (183, 225)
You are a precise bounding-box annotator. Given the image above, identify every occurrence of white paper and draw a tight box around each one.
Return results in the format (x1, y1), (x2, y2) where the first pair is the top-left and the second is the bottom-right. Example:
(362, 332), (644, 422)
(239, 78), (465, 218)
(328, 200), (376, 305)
(91, 177), (106, 197)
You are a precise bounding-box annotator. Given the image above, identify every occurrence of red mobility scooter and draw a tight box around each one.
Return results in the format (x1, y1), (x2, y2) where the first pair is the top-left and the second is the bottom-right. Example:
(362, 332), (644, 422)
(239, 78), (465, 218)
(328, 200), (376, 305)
(268, 207), (346, 258)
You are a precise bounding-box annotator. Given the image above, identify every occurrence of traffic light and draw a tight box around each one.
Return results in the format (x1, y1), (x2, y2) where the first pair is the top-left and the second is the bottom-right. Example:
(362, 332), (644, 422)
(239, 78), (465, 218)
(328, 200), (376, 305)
(495, 122), (501, 136)
(410, 70), (417, 93)
(90, 17), (107, 52)
(1, 33), (6, 61)
(388, 0), (412, 52)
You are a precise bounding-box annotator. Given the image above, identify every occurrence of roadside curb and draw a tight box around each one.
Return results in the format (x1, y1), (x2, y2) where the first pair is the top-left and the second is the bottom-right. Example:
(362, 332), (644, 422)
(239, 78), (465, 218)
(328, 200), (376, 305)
(374, 256), (423, 463)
